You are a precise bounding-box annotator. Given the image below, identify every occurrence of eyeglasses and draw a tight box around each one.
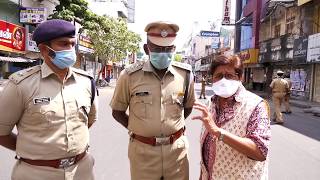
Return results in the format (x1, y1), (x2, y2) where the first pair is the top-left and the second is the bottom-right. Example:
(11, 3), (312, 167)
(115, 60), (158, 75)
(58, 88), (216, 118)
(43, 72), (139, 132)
(212, 73), (239, 81)
(147, 44), (175, 53)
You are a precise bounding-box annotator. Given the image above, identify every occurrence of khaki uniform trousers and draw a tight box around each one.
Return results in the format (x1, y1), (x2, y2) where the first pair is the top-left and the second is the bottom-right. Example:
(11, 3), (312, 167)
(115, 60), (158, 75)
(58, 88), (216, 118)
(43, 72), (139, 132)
(284, 94), (291, 112)
(200, 88), (206, 98)
(128, 135), (189, 180)
(12, 153), (95, 180)
(272, 92), (286, 122)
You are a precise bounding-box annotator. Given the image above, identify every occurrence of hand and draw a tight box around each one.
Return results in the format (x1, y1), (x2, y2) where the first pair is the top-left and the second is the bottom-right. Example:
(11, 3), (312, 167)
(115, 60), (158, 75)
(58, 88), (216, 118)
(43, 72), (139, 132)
(192, 102), (220, 137)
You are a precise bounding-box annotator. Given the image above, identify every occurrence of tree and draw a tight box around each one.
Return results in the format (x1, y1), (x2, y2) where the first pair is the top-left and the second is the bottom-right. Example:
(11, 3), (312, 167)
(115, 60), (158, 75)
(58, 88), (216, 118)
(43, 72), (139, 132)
(50, 0), (141, 65)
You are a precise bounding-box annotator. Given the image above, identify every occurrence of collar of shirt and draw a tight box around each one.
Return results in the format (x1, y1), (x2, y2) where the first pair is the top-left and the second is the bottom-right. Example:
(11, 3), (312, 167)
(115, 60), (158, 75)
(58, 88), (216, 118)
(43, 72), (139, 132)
(142, 60), (176, 76)
(41, 62), (75, 81)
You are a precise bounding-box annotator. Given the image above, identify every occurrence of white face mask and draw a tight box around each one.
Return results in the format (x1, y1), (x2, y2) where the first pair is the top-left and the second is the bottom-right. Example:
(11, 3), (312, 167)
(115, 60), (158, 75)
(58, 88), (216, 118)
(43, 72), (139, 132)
(211, 78), (241, 98)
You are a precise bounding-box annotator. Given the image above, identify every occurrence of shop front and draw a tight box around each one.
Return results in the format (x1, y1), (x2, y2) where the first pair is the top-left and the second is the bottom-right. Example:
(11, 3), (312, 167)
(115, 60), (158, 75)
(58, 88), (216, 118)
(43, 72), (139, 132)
(0, 20), (37, 78)
(307, 33), (320, 102)
(290, 36), (312, 100)
(238, 48), (264, 90)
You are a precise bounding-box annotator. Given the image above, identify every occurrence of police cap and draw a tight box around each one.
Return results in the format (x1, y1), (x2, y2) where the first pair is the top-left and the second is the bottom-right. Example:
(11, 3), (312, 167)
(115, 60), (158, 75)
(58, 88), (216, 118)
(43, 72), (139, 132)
(145, 21), (179, 47)
(33, 19), (75, 45)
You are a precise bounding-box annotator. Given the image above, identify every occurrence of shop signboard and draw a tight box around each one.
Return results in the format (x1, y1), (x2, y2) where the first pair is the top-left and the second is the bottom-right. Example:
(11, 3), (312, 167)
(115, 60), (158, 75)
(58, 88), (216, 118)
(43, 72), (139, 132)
(293, 36), (308, 63)
(307, 33), (320, 62)
(298, 0), (312, 6)
(20, 7), (46, 24)
(222, 0), (231, 25)
(238, 49), (259, 64)
(26, 33), (39, 52)
(0, 20), (25, 53)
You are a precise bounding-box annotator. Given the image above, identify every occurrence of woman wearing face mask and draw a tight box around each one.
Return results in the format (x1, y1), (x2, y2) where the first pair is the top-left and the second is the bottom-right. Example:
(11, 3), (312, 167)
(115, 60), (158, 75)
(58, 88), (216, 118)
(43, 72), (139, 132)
(192, 55), (271, 180)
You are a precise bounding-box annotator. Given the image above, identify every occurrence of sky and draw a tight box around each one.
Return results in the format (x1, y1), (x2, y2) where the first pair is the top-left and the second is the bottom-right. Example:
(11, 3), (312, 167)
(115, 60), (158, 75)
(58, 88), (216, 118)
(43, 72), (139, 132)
(128, 0), (236, 51)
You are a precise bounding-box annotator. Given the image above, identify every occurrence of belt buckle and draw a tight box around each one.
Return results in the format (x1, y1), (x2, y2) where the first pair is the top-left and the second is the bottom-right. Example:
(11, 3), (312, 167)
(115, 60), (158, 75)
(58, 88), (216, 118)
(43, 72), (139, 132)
(155, 136), (170, 146)
(59, 157), (76, 169)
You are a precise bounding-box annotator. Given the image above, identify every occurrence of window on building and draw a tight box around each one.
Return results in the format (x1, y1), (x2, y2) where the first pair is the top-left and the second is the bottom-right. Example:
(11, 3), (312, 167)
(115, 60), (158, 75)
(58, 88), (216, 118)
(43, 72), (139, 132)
(314, 5), (320, 33)
(274, 25), (281, 38)
(286, 7), (296, 35)
(286, 21), (294, 34)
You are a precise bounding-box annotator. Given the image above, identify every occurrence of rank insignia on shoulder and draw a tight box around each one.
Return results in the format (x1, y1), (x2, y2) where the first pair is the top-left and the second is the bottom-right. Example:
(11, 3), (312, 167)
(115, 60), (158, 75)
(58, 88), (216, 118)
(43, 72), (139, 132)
(33, 97), (51, 105)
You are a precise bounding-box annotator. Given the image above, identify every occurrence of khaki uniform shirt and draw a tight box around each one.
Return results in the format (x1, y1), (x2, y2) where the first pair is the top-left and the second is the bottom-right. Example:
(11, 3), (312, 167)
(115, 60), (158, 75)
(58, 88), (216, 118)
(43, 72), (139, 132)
(270, 78), (289, 93)
(0, 63), (97, 160)
(110, 61), (195, 137)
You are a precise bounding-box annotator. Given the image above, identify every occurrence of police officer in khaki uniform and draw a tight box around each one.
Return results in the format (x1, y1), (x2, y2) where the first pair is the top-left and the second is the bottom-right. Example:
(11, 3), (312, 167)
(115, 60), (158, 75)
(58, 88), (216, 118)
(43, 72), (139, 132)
(110, 21), (195, 180)
(270, 70), (289, 124)
(0, 19), (97, 180)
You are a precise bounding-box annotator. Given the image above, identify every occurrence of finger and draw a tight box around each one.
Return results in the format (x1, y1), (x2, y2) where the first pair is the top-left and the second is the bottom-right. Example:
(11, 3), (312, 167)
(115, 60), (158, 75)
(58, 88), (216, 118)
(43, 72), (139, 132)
(191, 116), (203, 121)
(194, 102), (207, 108)
(193, 106), (209, 116)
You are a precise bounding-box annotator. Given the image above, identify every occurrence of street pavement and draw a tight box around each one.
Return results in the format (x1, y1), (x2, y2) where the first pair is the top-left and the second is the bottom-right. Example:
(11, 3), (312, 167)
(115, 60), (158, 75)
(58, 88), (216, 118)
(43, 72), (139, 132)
(0, 83), (320, 180)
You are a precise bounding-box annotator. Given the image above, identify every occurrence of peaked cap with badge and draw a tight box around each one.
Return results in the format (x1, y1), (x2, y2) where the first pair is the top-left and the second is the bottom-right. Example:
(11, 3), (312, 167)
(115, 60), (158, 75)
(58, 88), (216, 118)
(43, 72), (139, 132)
(145, 21), (179, 47)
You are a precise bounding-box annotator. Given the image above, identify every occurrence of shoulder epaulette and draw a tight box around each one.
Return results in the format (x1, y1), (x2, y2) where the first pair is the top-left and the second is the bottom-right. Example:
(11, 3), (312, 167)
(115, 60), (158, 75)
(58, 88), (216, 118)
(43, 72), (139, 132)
(9, 65), (41, 84)
(171, 61), (192, 71)
(125, 61), (145, 75)
(72, 68), (93, 79)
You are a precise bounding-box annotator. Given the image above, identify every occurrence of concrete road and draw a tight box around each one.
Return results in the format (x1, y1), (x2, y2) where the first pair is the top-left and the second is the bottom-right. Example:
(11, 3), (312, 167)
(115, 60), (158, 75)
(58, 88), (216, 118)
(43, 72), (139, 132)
(0, 83), (320, 180)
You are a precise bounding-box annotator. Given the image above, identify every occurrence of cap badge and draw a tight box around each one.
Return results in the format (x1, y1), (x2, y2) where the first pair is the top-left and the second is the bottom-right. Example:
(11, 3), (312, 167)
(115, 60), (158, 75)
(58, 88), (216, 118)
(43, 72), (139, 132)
(160, 30), (168, 38)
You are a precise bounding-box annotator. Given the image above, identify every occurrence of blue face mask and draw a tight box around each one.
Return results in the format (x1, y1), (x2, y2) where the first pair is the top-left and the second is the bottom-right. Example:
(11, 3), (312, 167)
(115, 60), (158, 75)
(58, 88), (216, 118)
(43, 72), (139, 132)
(149, 52), (173, 70)
(47, 47), (77, 69)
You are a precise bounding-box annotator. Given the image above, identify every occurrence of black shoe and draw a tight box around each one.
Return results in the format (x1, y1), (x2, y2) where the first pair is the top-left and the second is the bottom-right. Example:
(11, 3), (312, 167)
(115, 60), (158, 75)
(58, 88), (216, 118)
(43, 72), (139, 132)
(199, 97), (202, 99)
(204, 97), (207, 99)
(287, 111), (292, 114)
(275, 121), (284, 125)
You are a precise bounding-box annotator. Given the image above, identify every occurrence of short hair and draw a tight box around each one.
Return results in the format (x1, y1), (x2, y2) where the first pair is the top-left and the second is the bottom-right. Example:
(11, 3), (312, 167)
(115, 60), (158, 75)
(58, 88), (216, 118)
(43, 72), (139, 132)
(210, 55), (243, 78)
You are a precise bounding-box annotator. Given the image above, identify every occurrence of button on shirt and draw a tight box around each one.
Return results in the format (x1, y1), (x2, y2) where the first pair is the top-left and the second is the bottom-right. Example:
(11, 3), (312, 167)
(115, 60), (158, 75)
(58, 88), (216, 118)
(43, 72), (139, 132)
(0, 63), (97, 160)
(110, 61), (195, 137)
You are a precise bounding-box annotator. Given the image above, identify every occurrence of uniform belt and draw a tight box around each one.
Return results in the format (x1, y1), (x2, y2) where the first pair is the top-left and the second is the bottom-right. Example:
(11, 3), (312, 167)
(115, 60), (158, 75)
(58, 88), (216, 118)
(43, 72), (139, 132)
(19, 151), (87, 169)
(129, 127), (185, 146)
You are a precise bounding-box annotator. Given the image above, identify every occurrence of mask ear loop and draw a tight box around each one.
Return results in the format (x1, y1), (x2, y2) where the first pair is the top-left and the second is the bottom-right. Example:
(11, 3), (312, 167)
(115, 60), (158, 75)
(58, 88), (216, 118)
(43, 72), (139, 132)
(46, 46), (56, 59)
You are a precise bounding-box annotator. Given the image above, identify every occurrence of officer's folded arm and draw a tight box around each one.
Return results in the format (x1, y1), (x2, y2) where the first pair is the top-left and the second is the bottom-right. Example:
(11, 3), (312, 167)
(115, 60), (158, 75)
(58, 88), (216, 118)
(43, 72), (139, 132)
(0, 133), (17, 151)
(112, 110), (129, 128)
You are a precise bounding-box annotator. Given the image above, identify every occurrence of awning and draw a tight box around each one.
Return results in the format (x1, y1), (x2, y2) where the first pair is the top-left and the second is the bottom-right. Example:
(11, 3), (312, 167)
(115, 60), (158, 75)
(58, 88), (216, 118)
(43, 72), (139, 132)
(0, 56), (36, 63)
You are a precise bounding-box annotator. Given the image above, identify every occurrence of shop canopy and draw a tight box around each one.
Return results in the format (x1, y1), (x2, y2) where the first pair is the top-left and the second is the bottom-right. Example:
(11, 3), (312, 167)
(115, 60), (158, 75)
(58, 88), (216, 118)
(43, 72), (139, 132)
(0, 56), (36, 63)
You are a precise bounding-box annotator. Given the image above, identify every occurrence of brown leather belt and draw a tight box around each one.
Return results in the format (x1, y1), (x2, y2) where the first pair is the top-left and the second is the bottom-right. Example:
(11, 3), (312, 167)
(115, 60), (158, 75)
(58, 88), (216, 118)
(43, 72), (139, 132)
(19, 151), (87, 169)
(130, 127), (185, 146)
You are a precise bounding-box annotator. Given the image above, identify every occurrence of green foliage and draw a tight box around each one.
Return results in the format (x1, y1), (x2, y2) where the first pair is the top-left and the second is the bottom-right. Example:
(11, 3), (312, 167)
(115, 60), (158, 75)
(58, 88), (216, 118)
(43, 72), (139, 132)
(49, 0), (141, 64)
(174, 54), (182, 62)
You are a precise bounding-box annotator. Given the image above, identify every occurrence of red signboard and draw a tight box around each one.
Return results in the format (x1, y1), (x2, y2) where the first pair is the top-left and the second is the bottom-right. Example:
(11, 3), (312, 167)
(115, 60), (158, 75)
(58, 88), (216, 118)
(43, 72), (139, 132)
(0, 20), (26, 53)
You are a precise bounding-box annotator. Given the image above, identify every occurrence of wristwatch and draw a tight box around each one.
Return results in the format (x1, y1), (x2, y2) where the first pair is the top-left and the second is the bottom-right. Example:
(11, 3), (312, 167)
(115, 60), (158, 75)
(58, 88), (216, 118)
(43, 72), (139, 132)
(218, 130), (225, 142)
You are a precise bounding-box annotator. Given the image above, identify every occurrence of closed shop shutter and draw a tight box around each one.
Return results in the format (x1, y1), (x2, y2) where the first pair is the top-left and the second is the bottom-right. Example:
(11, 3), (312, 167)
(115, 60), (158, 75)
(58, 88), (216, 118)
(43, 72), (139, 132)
(313, 64), (320, 102)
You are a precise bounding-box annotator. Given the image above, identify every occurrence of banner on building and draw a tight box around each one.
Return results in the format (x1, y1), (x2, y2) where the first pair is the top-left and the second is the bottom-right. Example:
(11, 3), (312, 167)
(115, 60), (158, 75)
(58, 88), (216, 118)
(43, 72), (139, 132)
(20, 7), (46, 24)
(307, 33), (320, 62)
(78, 34), (94, 53)
(26, 33), (39, 52)
(298, 0), (312, 6)
(222, 0), (231, 25)
(293, 36), (308, 62)
(238, 49), (259, 64)
(0, 20), (26, 53)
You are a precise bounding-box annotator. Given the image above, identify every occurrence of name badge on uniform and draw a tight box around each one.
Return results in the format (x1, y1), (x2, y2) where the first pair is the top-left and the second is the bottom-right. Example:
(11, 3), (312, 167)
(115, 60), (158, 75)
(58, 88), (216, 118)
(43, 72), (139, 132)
(33, 97), (51, 105)
(135, 91), (149, 96)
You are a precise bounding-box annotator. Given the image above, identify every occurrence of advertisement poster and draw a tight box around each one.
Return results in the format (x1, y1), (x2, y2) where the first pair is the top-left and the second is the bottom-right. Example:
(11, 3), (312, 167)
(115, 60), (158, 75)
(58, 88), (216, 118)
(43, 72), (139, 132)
(222, 0), (231, 25)
(0, 20), (26, 53)
(20, 7), (46, 24)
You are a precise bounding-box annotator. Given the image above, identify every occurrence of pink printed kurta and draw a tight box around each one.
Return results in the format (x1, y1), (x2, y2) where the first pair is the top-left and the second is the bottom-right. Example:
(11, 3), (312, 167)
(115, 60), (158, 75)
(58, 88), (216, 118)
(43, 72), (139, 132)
(200, 85), (271, 180)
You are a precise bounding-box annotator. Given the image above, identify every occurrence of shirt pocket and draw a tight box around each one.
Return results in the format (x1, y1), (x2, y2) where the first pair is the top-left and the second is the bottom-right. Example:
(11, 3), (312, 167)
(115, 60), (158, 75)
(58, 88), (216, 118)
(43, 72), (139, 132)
(23, 103), (59, 128)
(130, 94), (152, 120)
(164, 93), (183, 120)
